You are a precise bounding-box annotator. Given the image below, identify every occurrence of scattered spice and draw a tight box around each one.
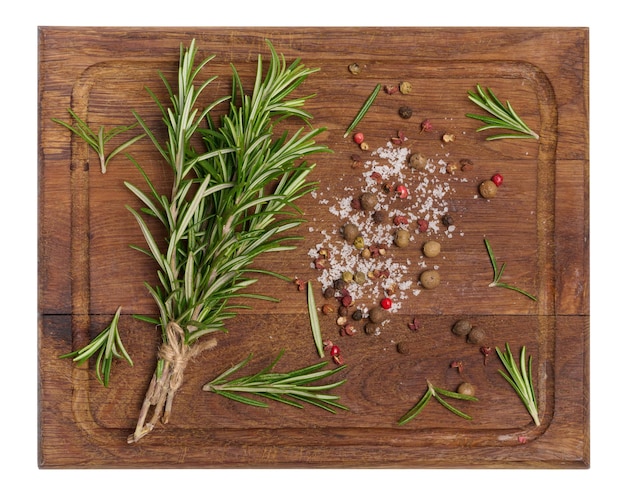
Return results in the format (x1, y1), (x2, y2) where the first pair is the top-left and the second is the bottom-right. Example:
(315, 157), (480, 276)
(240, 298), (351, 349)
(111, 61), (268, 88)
(407, 317), (421, 331)
(452, 319), (472, 337)
(491, 173), (503, 187)
(384, 84), (399, 94)
(457, 382), (476, 397)
(353, 132), (365, 145)
(394, 229), (410, 248)
(398, 106), (413, 119)
(467, 326), (486, 344)
(422, 240), (441, 258)
(442, 132), (455, 143)
(419, 269), (441, 289)
(480, 346), (493, 365)
(479, 179), (498, 199)
(420, 119), (433, 133)
(399, 81), (412, 94)
(348, 63), (362, 75)
(380, 297), (393, 310)
(408, 152), (427, 169)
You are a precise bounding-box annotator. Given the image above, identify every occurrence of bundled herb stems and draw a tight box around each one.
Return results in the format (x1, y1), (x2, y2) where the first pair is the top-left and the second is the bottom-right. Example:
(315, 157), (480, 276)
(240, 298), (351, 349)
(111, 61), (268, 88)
(125, 40), (330, 442)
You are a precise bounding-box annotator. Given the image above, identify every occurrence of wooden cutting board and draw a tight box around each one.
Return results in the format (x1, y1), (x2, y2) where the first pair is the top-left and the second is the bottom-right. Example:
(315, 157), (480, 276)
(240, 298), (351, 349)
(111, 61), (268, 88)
(38, 27), (589, 468)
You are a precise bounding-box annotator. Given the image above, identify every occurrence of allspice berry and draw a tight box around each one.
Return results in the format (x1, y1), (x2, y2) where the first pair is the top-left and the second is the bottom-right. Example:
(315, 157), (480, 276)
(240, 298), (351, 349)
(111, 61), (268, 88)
(423, 240), (441, 257)
(419, 269), (440, 289)
(394, 229), (410, 248)
(398, 106), (413, 119)
(479, 179), (498, 199)
(467, 326), (486, 344)
(360, 192), (378, 211)
(409, 152), (428, 169)
(368, 306), (387, 324)
(452, 319), (472, 337)
(342, 223), (360, 244)
(457, 382), (476, 397)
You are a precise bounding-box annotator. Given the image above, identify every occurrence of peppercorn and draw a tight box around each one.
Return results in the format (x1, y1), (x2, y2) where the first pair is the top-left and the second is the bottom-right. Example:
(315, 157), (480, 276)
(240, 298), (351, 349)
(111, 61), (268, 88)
(467, 326), (486, 344)
(452, 319), (472, 337)
(396, 342), (411, 354)
(342, 222), (360, 244)
(457, 382), (475, 397)
(394, 229), (410, 248)
(354, 271), (367, 285)
(360, 192), (378, 211)
(321, 303), (335, 315)
(333, 279), (347, 291)
(359, 142), (369, 151)
(396, 185), (409, 199)
(491, 173), (503, 187)
(364, 322), (378, 335)
(398, 106), (413, 119)
(323, 287), (336, 299)
(338, 305), (350, 317)
(353, 236), (365, 250)
(419, 269), (440, 289)
(422, 240), (441, 258)
(352, 309), (363, 321)
(408, 152), (427, 170)
(380, 297), (393, 310)
(399, 81), (412, 94)
(361, 248), (372, 259)
(342, 271), (354, 283)
(353, 132), (365, 145)
(442, 132), (455, 143)
(417, 219), (429, 233)
(479, 180), (498, 199)
(368, 306), (387, 324)
(441, 214), (454, 227)
(372, 210), (387, 224)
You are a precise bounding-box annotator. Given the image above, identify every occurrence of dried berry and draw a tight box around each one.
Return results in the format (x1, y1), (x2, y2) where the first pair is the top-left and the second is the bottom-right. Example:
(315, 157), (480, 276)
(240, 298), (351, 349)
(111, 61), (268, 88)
(354, 271), (367, 285)
(348, 63), (361, 75)
(399, 81), (412, 94)
(380, 297), (393, 310)
(323, 287), (336, 299)
(396, 342), (411, 354)
(359, 142), (369, 151)
(352, 309), (363, 321)
(417, 219), (429, 233)
(372, 210), (387, 224)
(457, 382), (475, 397)
(419, 269), (440, 289)
(368, 306), (387, 324)
(442, 132), (455, 143)
(398, 106), (413, 119)
(460, 158), (474, 171)
(420, 119), (433, 133)
(353, 132), (365, 145)
(394, 229), (410, 248)
(422, 240), (441, 258)
(333, 279), (347, 291)
(445, 161), (458, 174)
(467, 326), (486, 344)
(452, 319), (472, 337)
(396, 185), (409, 199)
(364, 322), (378, 335)
(491, 173), (503, 187)
(441, 214), (454, 227)
(353, 236), (365, 250)
(360, 192), (378, 211)
(479, 179), (498, 199)
(408, 152), (427, 170)
(342, 223), (360, 244)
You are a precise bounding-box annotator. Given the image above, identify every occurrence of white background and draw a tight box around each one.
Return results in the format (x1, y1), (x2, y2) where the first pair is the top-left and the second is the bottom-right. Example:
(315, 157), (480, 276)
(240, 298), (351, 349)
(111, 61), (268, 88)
(3, 2), (616, 497)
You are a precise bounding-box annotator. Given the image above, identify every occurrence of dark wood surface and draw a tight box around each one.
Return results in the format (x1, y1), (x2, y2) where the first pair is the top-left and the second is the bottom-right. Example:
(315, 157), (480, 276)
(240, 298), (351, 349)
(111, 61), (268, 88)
(38, 27), (589, 468)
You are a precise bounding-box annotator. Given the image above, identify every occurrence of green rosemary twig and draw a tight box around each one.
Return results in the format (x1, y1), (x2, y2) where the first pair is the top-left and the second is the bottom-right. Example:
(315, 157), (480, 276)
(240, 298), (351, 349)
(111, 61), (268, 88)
(484, 238), (537, 301)
(496, 343), (540, 426)
(59, 306), (132, 387)
(466, 84), (539, 141)
(203, 350), (348, 413)
(398, 380), (478, 425)
(52, 108), (145, 173)
(343, 83), (381, 138)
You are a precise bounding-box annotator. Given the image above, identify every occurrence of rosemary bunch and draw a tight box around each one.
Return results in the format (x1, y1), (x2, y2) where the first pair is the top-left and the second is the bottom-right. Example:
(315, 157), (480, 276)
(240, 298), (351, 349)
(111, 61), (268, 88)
(203, 350), (348, 413)
(126, 40), (329, 443)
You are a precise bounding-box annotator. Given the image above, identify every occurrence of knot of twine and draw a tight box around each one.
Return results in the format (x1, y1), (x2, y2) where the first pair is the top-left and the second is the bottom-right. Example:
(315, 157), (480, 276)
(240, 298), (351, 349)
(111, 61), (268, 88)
(158, 322), (217, 392)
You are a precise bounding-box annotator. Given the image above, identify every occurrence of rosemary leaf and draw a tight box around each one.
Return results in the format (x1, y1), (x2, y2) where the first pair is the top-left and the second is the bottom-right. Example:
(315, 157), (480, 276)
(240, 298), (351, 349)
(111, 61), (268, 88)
(202, 351), (348, 413)
(307, 281), (325, 358)
(484, 238), (537, 301)
(466, 84), (539, 141)
(343, 83), (381, 138)
(496, 343), (540, 426)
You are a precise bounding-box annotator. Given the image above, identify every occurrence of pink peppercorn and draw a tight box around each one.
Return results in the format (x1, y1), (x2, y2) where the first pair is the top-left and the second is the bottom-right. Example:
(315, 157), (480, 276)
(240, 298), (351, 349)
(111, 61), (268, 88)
(491, 173), (503, 187)
(396, 185), (409, 199)
(417, 219), (428, 233)
(380, 297), (393, 310)
(353, 132), (364, 145)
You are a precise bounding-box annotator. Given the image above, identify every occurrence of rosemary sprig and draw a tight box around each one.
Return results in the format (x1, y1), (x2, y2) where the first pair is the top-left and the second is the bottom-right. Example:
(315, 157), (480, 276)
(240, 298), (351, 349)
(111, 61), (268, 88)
(126, 39), (330, 442)
(59, 306), (132, 387)
(484, 238), (537, 301)
(343, 83), (381, 138)
(202, 350), (348, 413)
(466, 84), (539, 141)
(52, 108), (145, 173)
(307, 281), (324, 358)
(398, 380), (478, 426)
(496, 343), (540, 426)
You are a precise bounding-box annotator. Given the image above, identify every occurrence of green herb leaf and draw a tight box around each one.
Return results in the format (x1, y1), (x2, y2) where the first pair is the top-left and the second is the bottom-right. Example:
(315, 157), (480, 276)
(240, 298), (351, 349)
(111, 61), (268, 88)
(203, 351), (348, 413)
(398, 380), (478, 425)
(307, 281), (324, 358)
(484, 238), (537, 301)
(59, 306), (132, 387)
(466, 84), (539, 141)
(496, 343), (540, 426)
(343, 83), (381, 138)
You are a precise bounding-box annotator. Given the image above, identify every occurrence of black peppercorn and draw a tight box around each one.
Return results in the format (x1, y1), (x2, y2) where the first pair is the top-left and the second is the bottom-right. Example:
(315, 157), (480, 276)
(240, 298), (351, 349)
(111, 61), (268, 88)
(441, 214), (454, 227)
(398, 106), (413, 119)
(352, 309), (363, 321)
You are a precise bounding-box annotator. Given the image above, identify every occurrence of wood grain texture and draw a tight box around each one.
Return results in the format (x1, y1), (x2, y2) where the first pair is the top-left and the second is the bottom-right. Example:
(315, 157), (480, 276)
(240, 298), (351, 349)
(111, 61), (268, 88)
(38, 27), (588, 468)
